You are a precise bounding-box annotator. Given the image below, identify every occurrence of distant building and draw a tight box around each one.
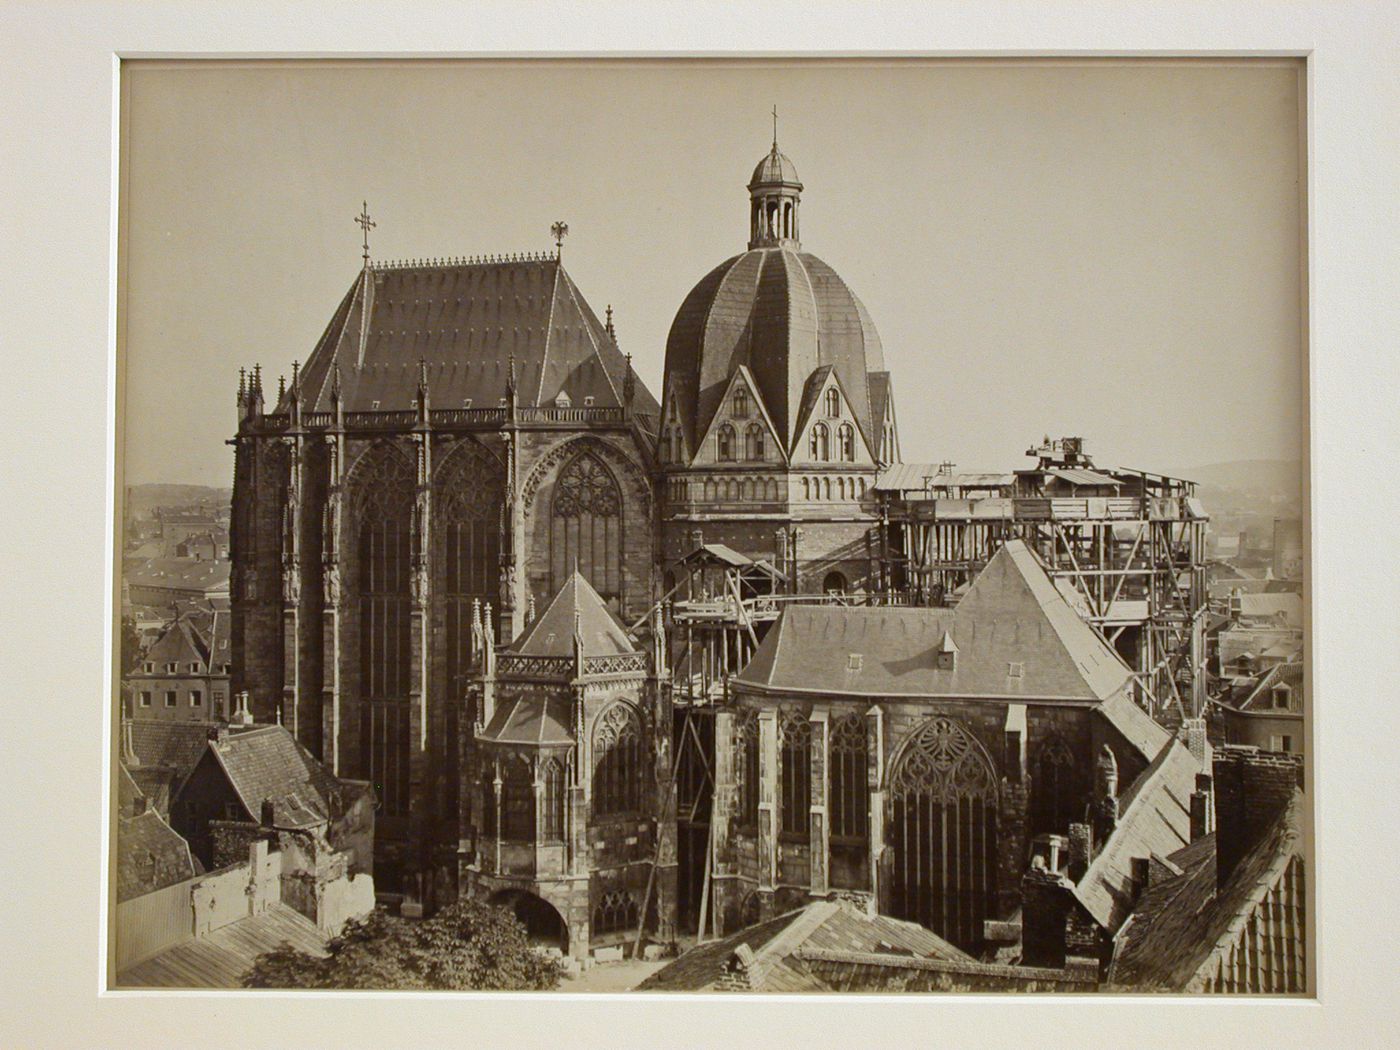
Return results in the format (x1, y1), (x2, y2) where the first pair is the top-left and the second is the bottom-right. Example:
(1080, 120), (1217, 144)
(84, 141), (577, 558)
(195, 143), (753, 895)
(126, 610), (231, 721)
(1108, 747), (1305, 993)
(174, 528), (229, 562)
(462, 572), (673, 960)
(1215, 662), (1304, 758)
(1271, 517), (1303, 580)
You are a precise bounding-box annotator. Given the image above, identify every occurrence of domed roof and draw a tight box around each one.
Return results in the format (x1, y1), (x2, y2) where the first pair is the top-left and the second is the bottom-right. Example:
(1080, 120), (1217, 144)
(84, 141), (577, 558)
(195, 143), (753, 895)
(662, 248), (885, 453)
(749, 145), (801, 188)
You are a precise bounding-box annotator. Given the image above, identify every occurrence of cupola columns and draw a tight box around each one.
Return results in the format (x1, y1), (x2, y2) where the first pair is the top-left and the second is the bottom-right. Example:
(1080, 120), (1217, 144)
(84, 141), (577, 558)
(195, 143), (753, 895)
(747, 119), (803, 251)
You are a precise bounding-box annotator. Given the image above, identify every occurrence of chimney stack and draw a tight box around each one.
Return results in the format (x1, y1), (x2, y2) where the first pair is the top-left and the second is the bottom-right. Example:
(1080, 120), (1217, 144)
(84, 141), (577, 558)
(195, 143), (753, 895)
(1212, 745), (1302, 890)
(231, 690), (254, 727)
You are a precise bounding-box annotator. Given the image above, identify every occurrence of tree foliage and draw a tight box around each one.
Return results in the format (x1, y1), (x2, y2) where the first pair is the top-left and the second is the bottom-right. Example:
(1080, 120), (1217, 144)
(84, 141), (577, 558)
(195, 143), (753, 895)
(243, 899), (562, 991)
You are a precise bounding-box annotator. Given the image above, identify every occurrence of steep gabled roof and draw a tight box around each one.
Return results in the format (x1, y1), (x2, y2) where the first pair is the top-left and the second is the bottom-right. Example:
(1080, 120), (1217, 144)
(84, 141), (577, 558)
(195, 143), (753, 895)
(1072, 738), (1198, 931)
(291, 259), (659, 416)
(127, 720), (213, 782)
(1237, 662), (1305, 713)
(1108, 791), (1304, 990)
(636, 900), (970, 992)
(206, 725), (357, 829)
(508, 571), (636, 658)
(736, 541), (1134, 703)
(117, 810), (202, 903)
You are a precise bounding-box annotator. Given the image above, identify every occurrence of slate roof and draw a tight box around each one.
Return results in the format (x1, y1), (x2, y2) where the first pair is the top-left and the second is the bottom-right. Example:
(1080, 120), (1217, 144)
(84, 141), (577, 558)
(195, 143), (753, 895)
(1109, 791), (1304, 990)
(142, 615), (211, 669)
(116, 902), (328, 989)
(207, 725), (359, 829)
(1236, 592), (1303, 627)
(736, 541), (1134, 703)
(478, 695), (574, 747)
(508, 571), (636, 658)
(127, 719), (213, 782)
(1237, 662), (1305, 714)
(117, 810), (202, 903)
(124, 557), (231, 595)
(662, 247), (885, 456)
(1071, 738), (1198, 931)
(290, 258), (659, 416)
(635, 900), (971, 992)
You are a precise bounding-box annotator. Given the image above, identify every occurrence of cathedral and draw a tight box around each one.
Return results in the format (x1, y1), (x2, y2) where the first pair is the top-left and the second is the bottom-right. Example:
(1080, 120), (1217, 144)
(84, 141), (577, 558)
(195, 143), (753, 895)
(230, 131), (1189, 964)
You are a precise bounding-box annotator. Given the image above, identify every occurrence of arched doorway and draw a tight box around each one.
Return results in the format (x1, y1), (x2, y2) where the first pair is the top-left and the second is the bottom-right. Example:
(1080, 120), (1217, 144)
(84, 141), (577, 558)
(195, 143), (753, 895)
(490, 889), (568, 950)
(823, 570), (848, 594)
(887, 717), (999, 952)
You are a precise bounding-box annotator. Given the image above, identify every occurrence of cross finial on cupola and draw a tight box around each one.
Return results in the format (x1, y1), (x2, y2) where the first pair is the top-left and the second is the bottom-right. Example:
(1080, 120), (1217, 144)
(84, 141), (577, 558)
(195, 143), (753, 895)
(772, 103), (779, 148)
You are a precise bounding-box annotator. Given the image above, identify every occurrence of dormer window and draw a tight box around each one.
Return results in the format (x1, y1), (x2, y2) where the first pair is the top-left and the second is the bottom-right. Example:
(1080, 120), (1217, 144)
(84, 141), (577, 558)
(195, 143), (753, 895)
(1008, 662), (1025, 679)
(583, 396), (595, 406)
(165, 662), (178, 674)
(824, 389), (841, 417)
(554, 390), (572, 408)
(1272, 684), (1292, 710)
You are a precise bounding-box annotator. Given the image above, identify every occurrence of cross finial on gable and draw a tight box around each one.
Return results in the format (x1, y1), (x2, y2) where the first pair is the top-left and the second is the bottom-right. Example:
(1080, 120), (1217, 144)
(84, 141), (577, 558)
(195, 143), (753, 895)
(355, 201), (376, 266)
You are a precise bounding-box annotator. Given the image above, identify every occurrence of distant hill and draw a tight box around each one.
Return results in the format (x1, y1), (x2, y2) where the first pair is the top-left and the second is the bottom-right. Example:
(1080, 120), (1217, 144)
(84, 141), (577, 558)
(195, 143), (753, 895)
(124, 483), (232, 516)
(1177, 459), (1303, 498)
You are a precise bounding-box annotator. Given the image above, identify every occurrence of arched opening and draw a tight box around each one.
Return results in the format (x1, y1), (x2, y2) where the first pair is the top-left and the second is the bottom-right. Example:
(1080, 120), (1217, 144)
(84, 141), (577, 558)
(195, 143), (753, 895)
(593, 702), (642, 818)
(888, 717), (999, 952)
(830, 713), (870, 889)
(823, 570), (848, 594)
(824, 389), (841, 418)
(550, 451), (622, 604)
(746, 424), (764, 461)
(810, 422), (830, 461)
(838, 424), (855, 461)
(1031, 734), (1078, 836)
(717, 425), (736, 462)
(490, 889), (567, 950)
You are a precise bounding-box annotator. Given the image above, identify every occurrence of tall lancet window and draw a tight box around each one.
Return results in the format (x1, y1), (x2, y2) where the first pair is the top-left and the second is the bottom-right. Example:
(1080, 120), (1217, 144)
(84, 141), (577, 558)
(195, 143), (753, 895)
(838, 424), (855, 462)
(888, 717), (999, 952)
(550, 451), (622, 605)
(746, 423), (765, 461)
(593, 702), (642, 817)
(779, 711), (812, 838)
(352, 444), (414, 817)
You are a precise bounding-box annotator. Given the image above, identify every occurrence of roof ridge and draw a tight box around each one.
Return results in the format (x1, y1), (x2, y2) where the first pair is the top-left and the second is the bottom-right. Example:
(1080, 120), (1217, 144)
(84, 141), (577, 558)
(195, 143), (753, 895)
(559, 267), (623, 407)
(536, 260), (562, 406)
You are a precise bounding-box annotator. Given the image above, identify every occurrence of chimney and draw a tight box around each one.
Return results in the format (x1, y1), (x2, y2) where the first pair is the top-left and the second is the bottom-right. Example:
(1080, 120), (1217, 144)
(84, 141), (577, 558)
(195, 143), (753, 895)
(1182, 717), (1210, 772)
(1190, 773), (1214, 840)
(1212, 745), (1302, 890)
(231, 690), (254, 727)
(1067, 822), (1092, 882)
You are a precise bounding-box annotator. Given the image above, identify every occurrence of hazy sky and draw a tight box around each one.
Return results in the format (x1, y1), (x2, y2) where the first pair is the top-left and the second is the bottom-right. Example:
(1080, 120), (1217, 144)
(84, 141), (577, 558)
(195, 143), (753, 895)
(119, 59), (1304, 487)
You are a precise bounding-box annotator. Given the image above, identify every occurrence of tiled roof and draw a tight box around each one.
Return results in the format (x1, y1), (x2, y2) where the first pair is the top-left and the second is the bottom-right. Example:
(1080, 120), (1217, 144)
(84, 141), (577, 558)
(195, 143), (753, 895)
(142, 615), (211, 668)
(127, 719), (213, 782)
(1236, 592), (1303, 627)
(124, 557), (230, 594)
(208, 725), (353, 829)
(1237, 662), (1305, 714)
(478, 696), (574, 747)
(1109, 791), (1304, 990)
(116, 810), (201, 903)
(636, 901), (970, 992)
(116, 903), (327, 988)
(291, 258), (658, 417)
(508, 571), (636, 658)
(736, 541), (1134, 703)
(1072, 739), (1198, 931)
(662, 248), (884, 456)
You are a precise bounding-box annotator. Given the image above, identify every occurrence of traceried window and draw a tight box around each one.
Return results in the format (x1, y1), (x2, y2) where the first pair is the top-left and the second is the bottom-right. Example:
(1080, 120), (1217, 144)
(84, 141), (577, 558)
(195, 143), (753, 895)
(779, 711), (811, 838)
(438, 441), (501, 750)
(353, 444), (414, 817)
(732, 388), (749, 418)
(745, 424), (765, 461)
(501, 755), (535, 842)
(593, 890), (640, 936)
(550, 451), (622, 605)
(593, 702), (642, 817)
(830, 714), (869, 842)
(888, 717), (999, 951)
(717, 425), (736, 462)
(838, 424), (855, 461)
(809, 423), (830, 462)
(540, 756), (566, 841)
(1031, 734), (1077, 836)
(733, 710), (760, 828)
(824, 388), (841, 417)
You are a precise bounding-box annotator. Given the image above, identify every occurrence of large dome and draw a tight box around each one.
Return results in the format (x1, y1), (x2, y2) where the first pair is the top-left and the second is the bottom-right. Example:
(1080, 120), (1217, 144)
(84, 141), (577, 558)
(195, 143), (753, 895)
(661, 247), (886, 454)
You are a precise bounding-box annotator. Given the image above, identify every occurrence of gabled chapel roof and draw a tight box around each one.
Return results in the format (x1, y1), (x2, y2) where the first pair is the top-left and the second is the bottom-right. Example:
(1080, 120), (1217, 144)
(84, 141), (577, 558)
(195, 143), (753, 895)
(508, 571), (636, 659)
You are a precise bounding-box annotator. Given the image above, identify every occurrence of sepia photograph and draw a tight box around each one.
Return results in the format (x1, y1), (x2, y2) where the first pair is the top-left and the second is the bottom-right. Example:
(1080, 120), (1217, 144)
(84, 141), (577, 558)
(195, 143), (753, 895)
(108, 56), (1311, 995)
